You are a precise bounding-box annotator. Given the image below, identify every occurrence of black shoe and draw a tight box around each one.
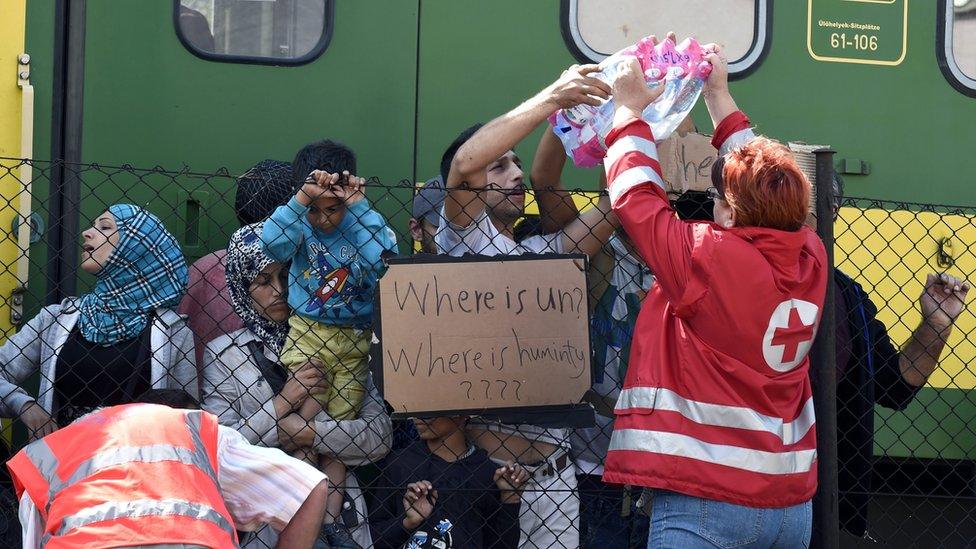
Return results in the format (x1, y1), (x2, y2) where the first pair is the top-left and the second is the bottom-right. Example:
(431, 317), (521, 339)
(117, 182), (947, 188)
(321, 523), (362, 549)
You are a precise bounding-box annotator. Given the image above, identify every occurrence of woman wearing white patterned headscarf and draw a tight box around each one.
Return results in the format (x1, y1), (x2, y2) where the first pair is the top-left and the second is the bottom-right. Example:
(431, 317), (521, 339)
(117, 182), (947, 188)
(202, 222), (391, 548)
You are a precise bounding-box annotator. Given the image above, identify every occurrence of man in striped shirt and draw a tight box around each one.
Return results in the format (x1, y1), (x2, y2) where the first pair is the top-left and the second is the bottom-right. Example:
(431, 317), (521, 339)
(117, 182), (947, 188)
(437, 65), (622, 547)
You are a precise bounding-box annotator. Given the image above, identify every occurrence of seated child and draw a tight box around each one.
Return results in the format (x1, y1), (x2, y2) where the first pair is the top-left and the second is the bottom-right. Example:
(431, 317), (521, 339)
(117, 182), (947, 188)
(262, 141), (398, 548)
(369, 416), (529, 549)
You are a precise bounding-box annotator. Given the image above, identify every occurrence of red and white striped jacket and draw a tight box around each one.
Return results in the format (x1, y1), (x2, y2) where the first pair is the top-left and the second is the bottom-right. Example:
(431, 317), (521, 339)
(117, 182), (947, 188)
(601, 112), (828, 508)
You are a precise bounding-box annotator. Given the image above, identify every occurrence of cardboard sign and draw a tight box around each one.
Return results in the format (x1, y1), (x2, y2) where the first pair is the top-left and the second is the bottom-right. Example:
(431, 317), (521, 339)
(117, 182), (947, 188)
(374, 255), (592, 417)
(658, 132), (827, 207)
(657, 132), (717, 194)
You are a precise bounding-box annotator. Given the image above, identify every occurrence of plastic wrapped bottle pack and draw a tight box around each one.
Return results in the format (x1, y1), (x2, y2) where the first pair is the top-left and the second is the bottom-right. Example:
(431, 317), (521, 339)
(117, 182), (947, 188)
(549, 37), (714, 167)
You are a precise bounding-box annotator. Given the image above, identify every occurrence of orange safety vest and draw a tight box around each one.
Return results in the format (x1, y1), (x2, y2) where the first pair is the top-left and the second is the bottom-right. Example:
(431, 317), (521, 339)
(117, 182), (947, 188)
(7, 403), (239, 548)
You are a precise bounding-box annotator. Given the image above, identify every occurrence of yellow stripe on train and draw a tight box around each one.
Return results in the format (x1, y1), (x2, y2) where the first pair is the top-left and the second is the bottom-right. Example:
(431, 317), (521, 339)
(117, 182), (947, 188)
(836, 207), (976, 390)
(0, 0), (27, 445)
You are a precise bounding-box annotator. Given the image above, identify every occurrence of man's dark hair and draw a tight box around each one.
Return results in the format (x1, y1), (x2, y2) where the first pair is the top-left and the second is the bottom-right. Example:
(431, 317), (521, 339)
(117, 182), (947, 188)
(832, 172), (845, 209)
(440, 124), (484, 183)
(135, 389), (201, 410)
(235, 159), (295, 226)
(292, 139), (357, 187)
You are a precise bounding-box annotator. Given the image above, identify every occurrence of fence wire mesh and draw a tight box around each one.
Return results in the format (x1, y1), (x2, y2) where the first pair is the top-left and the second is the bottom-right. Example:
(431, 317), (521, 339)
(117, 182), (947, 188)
(834, 195), (976, 548)
(0, 158), (970, 548)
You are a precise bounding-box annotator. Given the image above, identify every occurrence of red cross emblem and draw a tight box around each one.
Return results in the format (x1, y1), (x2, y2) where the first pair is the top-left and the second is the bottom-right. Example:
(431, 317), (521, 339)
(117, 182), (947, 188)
(772, 307), (815, 363)
(762, 299), (820, 372)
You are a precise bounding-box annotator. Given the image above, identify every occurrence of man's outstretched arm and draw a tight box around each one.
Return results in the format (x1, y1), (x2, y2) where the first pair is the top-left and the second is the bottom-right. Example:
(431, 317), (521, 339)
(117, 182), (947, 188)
(216, 426), (329, 546)
(560, 192), (617, 258)
(899, 273), (970, 387)
(445, 65), (610, 229)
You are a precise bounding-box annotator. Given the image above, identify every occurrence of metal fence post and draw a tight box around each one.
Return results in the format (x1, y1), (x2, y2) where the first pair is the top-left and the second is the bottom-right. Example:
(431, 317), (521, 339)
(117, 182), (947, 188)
(45, 0), (86, 304)
(811, 148), (839, 549)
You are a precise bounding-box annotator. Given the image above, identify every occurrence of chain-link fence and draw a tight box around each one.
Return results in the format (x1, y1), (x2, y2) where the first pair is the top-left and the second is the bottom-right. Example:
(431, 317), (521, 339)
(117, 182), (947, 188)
(0, 156), (971, 548)
(834, 195), (976, 548)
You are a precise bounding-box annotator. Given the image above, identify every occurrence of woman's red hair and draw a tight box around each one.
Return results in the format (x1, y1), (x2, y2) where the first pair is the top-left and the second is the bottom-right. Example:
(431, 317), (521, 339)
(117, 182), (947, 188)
(722, 137), (810, 231)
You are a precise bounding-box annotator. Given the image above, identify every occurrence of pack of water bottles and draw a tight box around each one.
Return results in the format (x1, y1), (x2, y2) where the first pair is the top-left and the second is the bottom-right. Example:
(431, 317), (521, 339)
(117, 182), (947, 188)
(549, 37), (714, 167)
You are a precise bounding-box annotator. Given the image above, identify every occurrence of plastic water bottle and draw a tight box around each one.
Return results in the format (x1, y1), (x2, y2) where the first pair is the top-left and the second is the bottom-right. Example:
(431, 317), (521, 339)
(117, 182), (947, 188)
(549, 37), (713, 168)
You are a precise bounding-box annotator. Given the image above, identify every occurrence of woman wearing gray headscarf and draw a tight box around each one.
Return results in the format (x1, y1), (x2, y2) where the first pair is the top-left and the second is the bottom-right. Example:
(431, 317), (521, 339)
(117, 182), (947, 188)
(201, 222), (391, 548)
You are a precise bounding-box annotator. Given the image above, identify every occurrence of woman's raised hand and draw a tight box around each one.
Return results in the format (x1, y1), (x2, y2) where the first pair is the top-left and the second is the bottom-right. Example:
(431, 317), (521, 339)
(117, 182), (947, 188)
(702, 43), (729, 96)
(612, 58), (665, 115)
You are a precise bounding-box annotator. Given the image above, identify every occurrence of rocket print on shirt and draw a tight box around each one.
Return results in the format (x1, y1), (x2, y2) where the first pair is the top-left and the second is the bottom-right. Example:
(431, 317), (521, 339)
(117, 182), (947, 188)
(304, 243), (370, 316)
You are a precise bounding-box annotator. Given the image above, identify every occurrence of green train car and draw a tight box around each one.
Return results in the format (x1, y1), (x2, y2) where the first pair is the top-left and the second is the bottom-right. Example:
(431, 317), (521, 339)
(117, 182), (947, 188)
(2, 0), (976, 529)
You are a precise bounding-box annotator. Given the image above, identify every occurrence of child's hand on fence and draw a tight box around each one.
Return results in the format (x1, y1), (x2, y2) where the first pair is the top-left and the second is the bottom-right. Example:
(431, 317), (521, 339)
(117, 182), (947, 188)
(20, 401), (57, 442)
(339, 173), (367, 206)
(297, 170), (342, 206)
(493, 462), (530, 504)
(308, 170), (366, 205)
(921, 272), (971, 329)
(402, 481), (437, 530)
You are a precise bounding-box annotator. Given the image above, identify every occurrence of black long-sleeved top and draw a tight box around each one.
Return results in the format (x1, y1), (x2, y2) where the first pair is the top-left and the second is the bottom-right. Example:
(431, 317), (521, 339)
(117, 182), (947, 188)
(369, 441), (520, 548)
(835, 270), (921, 536)
(53, 327), (151, 426)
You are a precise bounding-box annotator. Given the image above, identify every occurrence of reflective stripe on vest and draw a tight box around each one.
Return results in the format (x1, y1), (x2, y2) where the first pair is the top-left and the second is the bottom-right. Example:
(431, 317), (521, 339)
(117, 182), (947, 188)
(184, 411), (219, 483)
(41, 498), (235, 545)
(612, 387), (817, 476)
(18, 409), (235, 543)
(616, 387), (816, 447)
(609, 428), (817, 475)
(22, 412), (218, 514)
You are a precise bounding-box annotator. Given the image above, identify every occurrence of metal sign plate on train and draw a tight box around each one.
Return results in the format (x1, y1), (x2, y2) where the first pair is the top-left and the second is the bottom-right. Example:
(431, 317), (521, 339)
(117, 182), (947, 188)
(807, 0), (908, 66)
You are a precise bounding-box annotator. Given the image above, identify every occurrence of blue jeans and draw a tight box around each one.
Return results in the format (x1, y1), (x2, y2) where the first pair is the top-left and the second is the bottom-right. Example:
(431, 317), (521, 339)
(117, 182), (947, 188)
(579, 475), (650, 549)
(648, 490), (811, 548)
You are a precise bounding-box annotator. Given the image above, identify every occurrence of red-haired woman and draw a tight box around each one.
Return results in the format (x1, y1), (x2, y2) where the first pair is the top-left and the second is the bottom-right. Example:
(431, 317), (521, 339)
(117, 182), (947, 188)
(601, 43), (827, 547)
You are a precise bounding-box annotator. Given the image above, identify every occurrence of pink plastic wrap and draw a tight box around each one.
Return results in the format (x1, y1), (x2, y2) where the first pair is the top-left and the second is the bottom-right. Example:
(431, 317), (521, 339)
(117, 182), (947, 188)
(549, 37), (713, 167)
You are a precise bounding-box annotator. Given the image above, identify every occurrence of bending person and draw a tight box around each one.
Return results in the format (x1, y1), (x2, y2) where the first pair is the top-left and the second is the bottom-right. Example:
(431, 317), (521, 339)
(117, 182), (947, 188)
(601, 45), (827, 548)
(202, 222), (392, 548)
(9, 389), (328, 549)
(0, 204), (196, 438)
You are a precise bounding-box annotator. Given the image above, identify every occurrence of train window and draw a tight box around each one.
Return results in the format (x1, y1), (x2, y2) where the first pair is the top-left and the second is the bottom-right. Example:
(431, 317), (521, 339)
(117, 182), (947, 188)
(560, 0), (770, 77)
(941, 0), (976, 95)
(175, 0), (333, 65)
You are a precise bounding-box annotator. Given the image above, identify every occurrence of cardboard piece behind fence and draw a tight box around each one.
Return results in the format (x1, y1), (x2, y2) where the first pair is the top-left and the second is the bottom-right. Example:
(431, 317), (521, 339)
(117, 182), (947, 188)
(656, 133), (826, 228)
(375, 256), (591, 416)
(657, 132), (717, 194)
(656, 132), (825, 199)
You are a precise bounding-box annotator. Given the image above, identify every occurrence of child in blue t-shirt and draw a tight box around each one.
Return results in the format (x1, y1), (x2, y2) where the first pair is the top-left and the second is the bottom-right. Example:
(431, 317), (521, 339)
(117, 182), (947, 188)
(262, 162), (397, 547)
